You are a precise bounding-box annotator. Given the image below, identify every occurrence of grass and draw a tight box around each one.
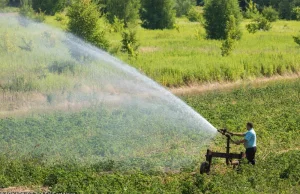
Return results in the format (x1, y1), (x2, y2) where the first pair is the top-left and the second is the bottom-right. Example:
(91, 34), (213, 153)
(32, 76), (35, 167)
(0, 78), (299, 193)
(44, 15), (300, 87)
(116, 18), (300, 87)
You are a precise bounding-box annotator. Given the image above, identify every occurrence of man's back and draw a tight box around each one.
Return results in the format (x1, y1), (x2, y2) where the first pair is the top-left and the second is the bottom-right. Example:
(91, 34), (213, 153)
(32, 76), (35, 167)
(244, 128), (256, 149)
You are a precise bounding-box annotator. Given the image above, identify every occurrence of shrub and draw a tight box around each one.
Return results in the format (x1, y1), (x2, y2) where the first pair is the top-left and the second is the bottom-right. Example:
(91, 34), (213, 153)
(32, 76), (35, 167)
(111, 16), (125, 33)
(221, 15), (240, 56)
(203, 0), (242, 40)
(187, 6), (202, 22)
(246, 15), (272, 33)
(121, 30), (139, 57)
(292, 6), (300, 20)
(32, 0), (66, 15)
(174, 0), (195, 17)
(67, 0), (109, 51)
(55, 12), (66, 22)
(105, 0), (141, 27)
(262, 6), (279, 22)
(243, 0), (259, 19)
(140, 0), (176, 29)
(293, 34), (300, 46)
(0, 0), (8, 8)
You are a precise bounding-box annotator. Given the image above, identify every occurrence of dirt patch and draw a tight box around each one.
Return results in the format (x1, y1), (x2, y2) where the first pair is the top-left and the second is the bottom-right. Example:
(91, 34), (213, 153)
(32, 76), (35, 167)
(0, 186), (48, 192)
(170, 74), (300, 96)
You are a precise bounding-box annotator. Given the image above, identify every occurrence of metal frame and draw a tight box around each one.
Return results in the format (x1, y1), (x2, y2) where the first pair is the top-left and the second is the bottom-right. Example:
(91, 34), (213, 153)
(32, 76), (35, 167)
(200, 129), (244, 174)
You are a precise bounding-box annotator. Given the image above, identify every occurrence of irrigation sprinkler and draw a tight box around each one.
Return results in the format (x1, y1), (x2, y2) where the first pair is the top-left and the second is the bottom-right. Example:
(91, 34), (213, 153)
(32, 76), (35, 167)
(200, 129), (244, 174)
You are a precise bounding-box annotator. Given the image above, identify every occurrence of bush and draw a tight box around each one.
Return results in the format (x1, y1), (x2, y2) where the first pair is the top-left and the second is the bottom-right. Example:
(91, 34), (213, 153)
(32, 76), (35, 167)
(203, 0), (242, 40)
(105, 0), (140, 27)
(174, 0), (195, 17)
(121, 30), (139, 57)
(293, 34), (300, 46)
(67, 0), (109, 51)
(246, 15), (272, 33)
(262, 6), (279, 22)
(292, 6), (300, 20)
(243, 0), (259, 19)
(32, 0), (66, 15)
(187, 6), (202, 22)
(221, 15), (240, 56)
(0, 0), (8, 8)
(140, 0), (176, 29)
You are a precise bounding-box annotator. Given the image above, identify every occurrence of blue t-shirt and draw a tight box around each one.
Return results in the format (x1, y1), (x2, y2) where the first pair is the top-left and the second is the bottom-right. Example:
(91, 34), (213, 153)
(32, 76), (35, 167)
(244, 128), (256, 148)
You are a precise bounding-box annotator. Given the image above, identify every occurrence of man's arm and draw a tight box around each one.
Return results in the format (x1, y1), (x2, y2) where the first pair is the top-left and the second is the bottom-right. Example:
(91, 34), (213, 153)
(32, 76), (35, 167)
(229, 132), (245, 137)
(235, 139), (246, 145)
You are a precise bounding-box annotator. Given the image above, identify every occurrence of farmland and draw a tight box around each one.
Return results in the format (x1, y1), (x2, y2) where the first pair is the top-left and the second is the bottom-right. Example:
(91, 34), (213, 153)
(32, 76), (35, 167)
(1, 1), (300, 193)
(0, 78), (299, 193)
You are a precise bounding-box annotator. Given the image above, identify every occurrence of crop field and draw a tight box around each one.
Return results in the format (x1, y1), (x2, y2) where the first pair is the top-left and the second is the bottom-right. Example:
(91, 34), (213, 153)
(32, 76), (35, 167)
(0, 78), (299, 193)
(1, 6), (300, 193)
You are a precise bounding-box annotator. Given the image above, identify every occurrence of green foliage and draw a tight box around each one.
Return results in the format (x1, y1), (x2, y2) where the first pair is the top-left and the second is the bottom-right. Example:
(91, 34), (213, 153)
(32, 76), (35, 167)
(278, 0), (300, 20)
(221, 15), (239, 56)
(293, 34), (300, 46)
(105, 0), (141, 27)
(0, 79), (299, 192)
(243, 0), (259, 19)
(67, 0), (109, 51)
(140, 0), (176, 29)
(111, 16), (125, 33)
(187, 6), (202, 22)
(0, 0), (8, 8)
(121, 30), (139, 57)
(246, 15), (272, 33)
(292, 6), (300, 20)
(174, 0), (195, 17)
(262, 6), (279, 22)
(32, 0), (66, 15)
(203, 0), (242, 40)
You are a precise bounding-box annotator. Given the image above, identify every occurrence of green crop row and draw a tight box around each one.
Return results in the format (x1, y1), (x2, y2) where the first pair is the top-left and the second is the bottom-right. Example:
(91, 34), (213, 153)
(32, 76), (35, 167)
(0, 78), (299, 193)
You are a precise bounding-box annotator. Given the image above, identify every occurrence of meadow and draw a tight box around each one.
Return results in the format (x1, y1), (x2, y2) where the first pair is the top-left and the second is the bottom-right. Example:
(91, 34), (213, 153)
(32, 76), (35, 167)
(113, 18), (300, 87)
(43, 15), (300, 87)
(0, 78), (299, 193)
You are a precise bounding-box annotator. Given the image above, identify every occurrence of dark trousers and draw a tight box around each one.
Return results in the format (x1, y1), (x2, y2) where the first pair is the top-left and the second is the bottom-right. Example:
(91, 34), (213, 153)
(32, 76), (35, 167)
(246, 147), (256, 165)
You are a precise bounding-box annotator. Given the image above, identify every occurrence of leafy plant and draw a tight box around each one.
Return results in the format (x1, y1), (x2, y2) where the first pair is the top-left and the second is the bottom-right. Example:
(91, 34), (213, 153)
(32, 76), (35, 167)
(140, 0), (176, 29)
(67, 0), (109, 51)
(293, 34), (300, 46)
(246, 15), (272, 33)
(121, 30), (139, 57)
(204, 0), (242, 40)
(262, 6), (279, 22)
(187, 6), (202, 22)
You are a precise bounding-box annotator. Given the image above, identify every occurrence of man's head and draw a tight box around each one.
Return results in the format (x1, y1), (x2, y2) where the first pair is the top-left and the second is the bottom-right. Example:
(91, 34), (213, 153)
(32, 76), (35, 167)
(246, 122), (253, 130)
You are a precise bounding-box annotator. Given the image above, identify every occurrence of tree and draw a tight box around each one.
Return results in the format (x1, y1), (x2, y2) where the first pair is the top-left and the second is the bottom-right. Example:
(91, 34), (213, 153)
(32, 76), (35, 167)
(0, 0), (8, 8)
(67, 0), (109, 50)
(203, 0), (242, 40)
(221, 15), (240, 56)
(121, 30), (139, 57)
(105, 0), (140, 27)
(140, 0), (176, 29)
(174, 0), (195, 17)
(32, 0), (66, 15)
(262, 6), (279, 22)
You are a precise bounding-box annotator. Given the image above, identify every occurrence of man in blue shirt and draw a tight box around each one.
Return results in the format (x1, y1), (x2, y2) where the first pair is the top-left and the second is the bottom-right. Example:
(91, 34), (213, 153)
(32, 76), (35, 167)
(230, 122), (257, 165)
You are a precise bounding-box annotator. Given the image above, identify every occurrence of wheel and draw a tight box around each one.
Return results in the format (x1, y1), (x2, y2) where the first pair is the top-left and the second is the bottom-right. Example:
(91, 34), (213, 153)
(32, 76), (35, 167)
(200, 161), (210, 174)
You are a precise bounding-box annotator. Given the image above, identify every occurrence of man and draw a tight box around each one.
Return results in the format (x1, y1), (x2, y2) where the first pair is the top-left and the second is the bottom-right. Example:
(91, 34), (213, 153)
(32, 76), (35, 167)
(230, 122), (257, 165)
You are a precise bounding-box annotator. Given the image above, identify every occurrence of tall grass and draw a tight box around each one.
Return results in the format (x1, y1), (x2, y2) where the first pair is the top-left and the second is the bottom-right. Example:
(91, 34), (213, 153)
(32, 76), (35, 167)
(110, 19), (300, 87)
